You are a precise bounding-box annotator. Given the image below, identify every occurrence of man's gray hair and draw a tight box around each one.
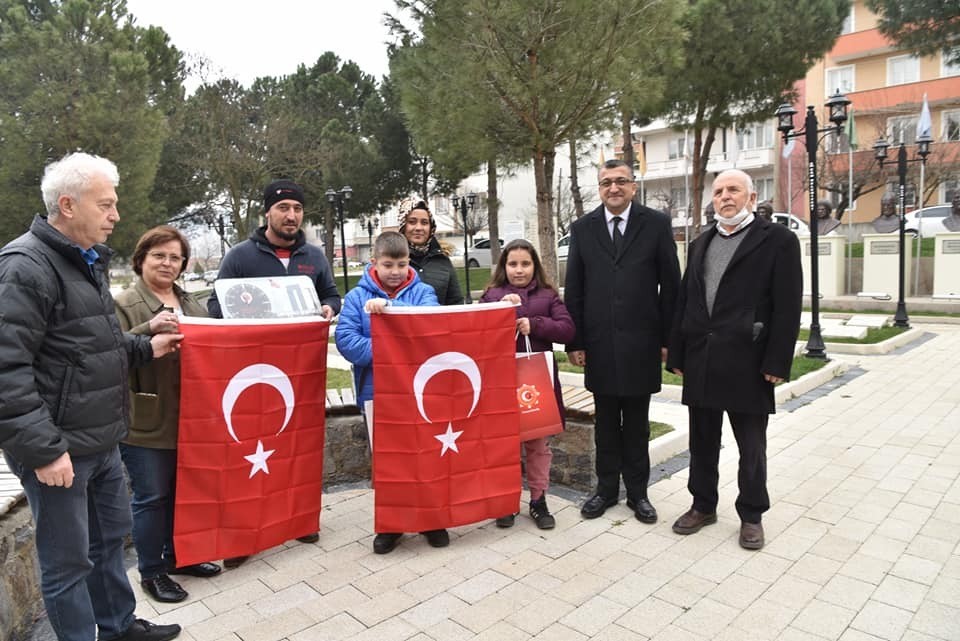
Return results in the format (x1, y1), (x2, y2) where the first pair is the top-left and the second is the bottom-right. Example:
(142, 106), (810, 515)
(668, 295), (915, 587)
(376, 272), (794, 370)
(714, 169), (755, 194)
(41, 152), (119, 217)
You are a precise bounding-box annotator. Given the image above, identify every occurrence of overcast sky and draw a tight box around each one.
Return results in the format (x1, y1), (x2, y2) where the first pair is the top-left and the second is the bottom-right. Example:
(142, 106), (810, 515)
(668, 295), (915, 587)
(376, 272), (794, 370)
(124, 0), (399, 89)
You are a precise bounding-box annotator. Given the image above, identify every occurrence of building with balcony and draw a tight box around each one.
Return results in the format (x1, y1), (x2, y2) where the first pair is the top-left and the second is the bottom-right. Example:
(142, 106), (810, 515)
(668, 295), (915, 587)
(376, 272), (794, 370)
(791, 0), (960, 225)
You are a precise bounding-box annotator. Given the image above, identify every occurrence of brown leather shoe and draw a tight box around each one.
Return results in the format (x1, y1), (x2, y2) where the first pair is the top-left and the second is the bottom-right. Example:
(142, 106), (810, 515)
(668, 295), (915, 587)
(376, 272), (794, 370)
(672, 508), (718, 535)
(739, 521), (764, 550)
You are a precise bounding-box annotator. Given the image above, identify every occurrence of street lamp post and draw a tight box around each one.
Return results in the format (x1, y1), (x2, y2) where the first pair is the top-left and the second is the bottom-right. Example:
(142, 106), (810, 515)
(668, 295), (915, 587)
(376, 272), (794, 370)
(775, 90), (851, 359)
(452, 193), (477, 303)
(365, 214), (379, 260)
(325, 186), (352, 293)
(872, 133), (932, 327)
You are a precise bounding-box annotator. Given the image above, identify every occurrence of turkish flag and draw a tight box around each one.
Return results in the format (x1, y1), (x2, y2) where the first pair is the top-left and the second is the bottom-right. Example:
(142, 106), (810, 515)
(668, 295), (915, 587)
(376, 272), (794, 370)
(371, 303), (521, 533)
(173, 316), (328, 566)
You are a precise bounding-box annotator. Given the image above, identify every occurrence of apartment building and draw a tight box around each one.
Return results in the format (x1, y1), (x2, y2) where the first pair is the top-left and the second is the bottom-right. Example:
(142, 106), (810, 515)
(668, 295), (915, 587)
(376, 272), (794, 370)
(794, 0), (960, 224)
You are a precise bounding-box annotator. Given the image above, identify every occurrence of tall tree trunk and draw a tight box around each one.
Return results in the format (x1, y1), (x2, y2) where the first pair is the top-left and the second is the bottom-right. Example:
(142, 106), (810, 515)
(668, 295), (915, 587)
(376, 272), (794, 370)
(486, 155), (501, 265)
(569, 139), (584, 218)
(420, 158), (429, 198)
(620, 111), (635, 169)
(534, 147), (559, 285)
(690, 123), (717, 237)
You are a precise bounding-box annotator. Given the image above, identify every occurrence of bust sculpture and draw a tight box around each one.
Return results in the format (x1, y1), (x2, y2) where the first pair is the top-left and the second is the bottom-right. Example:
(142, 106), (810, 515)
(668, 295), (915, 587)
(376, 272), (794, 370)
(755, 200), (773, 222)
(815, 200), (841, 235)
(872, 193), (900, 233)
(944, 192), (960, 232)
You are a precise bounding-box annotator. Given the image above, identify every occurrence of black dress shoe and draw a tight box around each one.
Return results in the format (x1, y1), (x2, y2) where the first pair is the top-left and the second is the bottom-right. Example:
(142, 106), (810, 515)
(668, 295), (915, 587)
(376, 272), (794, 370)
(422, 529), (450, 548)
(373, 532), (402, 554)
(140, 575), (187, 603)
(626, 497), (658, 524)
(580, 494), (618, 519)
(168, 562), (222, 578)
(112, 618), (181, 641)
(296, 532), (320, 543)
(223, 556), (249, 569)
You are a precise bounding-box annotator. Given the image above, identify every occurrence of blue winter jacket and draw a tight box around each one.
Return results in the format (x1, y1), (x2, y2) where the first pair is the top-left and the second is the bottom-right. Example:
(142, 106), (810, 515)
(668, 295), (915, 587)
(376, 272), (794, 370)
(335, 265), (439, 406)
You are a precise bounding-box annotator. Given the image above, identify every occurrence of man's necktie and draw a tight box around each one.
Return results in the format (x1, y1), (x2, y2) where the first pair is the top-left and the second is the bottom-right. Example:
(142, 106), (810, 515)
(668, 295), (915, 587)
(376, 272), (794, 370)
(612, 216), (623, 254)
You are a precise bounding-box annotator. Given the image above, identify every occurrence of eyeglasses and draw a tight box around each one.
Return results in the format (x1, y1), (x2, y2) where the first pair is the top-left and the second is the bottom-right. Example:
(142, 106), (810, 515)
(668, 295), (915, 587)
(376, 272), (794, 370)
(148, 252), (185, 264)
(598, 177), (635, 189)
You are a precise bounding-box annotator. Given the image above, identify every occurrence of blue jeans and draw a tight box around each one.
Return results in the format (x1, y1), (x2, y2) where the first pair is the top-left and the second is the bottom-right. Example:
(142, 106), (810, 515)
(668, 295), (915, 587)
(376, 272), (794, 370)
(119, 444), (177, 578)
(4, 447), (136, 641)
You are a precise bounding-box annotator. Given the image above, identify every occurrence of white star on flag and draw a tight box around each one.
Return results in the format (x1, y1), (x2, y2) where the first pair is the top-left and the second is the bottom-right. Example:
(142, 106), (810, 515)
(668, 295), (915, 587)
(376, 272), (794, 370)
(244, 440), (275, 478)
(434, 423), (464, 456)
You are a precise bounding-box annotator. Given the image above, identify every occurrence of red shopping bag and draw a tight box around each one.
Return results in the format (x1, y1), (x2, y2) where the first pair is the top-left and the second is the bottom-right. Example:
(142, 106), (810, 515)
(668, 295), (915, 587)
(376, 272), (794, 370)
(515, 339), (563, 441)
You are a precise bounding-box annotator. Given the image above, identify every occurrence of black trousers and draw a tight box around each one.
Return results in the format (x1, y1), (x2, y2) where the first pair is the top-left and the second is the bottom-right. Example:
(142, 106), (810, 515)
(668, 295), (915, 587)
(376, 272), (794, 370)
(687, 406), (769, 524)
(593, 394), (651, 500)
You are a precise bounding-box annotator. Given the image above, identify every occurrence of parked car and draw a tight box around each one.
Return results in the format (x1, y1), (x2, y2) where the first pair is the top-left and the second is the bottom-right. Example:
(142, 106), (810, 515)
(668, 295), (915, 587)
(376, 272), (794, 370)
(771, 212), (810, 234)
(184, 272), (202, 282)
(903, 204), (951, 237)
(557, 233), (570, 261)
(450, 238), (503, 268)
(202, 270), (219, 285)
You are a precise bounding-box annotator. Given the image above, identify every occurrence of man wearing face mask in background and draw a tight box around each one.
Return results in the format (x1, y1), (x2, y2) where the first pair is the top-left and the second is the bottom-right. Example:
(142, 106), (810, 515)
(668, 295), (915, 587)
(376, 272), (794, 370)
(666, 169), (801, 550)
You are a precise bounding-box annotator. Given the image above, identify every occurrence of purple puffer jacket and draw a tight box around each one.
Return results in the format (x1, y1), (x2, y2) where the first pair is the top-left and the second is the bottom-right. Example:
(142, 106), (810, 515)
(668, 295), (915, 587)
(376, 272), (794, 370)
(481, 280), (576, 425)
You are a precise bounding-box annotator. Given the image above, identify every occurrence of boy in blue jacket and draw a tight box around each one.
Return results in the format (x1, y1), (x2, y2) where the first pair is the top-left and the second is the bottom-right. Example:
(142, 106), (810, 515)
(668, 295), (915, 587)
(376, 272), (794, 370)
(334, 231), (442, 554)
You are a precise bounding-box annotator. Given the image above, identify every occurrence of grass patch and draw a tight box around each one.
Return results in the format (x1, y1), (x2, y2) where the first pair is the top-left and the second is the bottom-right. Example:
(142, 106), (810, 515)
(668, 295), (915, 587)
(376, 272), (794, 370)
(326, 367), (352, 390)
(798, 325), (907, 344)
(649, 421), (672, 440)
(556, 351), (826, 386)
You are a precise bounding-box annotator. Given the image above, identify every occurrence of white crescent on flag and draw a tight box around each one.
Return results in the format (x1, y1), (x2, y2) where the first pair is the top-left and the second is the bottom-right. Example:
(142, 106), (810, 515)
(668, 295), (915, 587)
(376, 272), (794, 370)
(222, 363), (296, 442)
(412, 352), (481, 423)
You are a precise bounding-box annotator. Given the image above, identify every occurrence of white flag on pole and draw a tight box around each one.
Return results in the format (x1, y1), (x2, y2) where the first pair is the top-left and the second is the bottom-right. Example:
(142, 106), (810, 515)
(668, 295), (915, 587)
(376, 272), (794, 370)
(917, 94), (932, 139)
(782, 138), (795, 158)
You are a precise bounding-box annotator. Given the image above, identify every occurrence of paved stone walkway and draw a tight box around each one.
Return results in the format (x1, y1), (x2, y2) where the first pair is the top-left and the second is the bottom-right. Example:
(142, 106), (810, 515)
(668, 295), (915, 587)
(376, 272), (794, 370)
(110, 324), (960, 641)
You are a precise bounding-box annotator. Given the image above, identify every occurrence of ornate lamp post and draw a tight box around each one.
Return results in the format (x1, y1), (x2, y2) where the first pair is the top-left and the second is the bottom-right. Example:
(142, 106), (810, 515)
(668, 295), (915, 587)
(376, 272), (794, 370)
(325, 186), (352, 293)
(775, 90), (851, 359)
(452, 193), (477, 303)
(872, 133), (932, 327)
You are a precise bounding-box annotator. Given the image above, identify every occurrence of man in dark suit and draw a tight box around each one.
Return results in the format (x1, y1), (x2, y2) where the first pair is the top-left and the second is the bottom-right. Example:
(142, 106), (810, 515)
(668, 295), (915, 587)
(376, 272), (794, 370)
(666, 169), (802, 550)
(565, 159), (681, 523)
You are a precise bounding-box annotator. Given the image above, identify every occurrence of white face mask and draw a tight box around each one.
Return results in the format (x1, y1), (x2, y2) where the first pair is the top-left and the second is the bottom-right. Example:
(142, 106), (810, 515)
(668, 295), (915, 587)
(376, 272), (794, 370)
(718, 205), (751, 227)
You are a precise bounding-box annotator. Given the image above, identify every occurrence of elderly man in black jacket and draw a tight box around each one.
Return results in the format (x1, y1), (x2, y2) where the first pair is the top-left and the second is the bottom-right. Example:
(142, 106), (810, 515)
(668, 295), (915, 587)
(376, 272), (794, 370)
(565, 159), (681, 524)
(667, 169), (802, 550)
(0, 153), (183, 641)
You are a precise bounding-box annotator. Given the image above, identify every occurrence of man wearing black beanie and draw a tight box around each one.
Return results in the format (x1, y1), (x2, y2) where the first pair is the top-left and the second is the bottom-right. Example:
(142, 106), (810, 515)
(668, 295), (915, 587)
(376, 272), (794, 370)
(206, 179), (340, 566)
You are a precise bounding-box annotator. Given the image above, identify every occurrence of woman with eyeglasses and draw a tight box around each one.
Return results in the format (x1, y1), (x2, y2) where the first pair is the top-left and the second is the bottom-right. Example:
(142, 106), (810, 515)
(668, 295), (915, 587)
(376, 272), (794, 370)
(114, 225), (221, 604)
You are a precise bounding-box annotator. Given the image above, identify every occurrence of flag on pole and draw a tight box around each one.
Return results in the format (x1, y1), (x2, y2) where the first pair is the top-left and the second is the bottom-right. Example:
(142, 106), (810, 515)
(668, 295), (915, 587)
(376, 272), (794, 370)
(598, 147), (606, 165)
(173, 316), (329, 566)
(917, 94), (932, 140)
(370, 304), (521, 534)
(782, 138), (795, 158)
(845, 108), (858, 149)
(637, 139), (647, 176)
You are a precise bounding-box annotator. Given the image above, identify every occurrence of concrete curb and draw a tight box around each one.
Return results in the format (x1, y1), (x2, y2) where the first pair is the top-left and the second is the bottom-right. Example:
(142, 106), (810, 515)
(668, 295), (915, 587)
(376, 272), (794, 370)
(815, 326), (925, 355)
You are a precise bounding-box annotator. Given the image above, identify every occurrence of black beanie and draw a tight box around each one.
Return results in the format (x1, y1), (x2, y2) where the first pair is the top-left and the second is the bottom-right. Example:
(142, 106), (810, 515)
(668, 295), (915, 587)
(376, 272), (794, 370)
(263, 180), (305, 212)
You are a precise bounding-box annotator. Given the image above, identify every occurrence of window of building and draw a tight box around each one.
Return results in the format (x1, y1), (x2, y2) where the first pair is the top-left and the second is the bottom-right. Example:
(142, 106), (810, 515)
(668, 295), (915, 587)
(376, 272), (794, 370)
(888, 116), (919, 145)
(943, 177), (960, 204)
(824, 130), (851, 154)
(667, 136), (687, 160)
(736, 122), (774, 151)
(841, 8), (854, 34)
(888, 55), (919, 86)
(943, 47), (960, 77)
(825, 65), (855, 97)
(669, 187), (688, 213)
(755, 177), (774, 202)
(944, 111), (960, 142)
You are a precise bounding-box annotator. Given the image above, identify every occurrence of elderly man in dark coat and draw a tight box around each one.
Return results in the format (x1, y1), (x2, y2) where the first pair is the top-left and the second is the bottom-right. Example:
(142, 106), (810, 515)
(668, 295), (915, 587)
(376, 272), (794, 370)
(565, 159), (681, 524)
(667, 169), (801, 550)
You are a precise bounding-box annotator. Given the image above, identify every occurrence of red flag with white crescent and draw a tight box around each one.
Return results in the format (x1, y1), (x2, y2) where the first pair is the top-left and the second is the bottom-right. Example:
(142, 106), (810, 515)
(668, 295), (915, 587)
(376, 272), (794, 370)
(371, 303), (521, 533)
(173, 316), (328, 566)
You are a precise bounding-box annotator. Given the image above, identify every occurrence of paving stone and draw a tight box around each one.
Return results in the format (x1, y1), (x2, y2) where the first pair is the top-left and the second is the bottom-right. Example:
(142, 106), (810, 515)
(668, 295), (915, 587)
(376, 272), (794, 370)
(849, 600), (914, 640)
(792, 598), (857, 639)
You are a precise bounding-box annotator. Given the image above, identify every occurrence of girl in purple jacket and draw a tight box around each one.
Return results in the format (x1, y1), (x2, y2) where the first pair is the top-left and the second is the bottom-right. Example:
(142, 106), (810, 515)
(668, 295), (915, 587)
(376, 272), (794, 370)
(480, 239), (575, 529)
